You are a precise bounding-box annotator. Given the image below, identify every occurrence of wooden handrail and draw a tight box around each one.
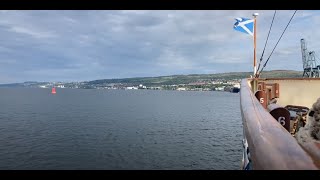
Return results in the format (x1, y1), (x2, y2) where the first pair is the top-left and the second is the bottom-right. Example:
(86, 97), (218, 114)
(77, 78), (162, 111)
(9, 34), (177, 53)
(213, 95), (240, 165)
(240, 78), (318, 169)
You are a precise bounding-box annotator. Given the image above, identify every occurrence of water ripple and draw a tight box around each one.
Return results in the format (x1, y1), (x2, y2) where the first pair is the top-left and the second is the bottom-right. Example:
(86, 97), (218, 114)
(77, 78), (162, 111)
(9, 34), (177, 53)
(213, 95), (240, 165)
(0, 88), (242, 170)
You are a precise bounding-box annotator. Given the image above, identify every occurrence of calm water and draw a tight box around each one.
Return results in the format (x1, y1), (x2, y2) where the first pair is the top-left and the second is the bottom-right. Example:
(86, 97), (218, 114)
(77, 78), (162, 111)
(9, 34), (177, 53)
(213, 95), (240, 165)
(0, 88), (242, 170)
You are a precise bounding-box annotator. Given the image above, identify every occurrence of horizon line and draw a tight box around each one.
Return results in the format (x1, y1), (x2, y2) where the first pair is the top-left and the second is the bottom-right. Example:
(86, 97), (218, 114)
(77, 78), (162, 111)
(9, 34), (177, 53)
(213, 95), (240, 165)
(0, 69), (302, 85)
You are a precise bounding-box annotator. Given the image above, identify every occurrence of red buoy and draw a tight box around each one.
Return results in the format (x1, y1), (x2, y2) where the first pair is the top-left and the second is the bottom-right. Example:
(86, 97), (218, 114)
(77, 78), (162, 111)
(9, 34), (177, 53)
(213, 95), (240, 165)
(51, 87), (56, 94)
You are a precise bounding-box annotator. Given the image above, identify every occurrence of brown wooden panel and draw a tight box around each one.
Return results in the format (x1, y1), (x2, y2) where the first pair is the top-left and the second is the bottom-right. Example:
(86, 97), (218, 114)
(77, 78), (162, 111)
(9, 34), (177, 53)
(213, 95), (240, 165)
(265, 83), (279, 99)
(258, 82), (266, 91)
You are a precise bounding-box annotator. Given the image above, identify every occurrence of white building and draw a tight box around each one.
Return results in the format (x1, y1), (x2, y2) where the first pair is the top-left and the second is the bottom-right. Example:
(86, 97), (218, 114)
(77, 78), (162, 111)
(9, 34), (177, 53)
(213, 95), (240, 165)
(139, 84), (147, 89)
(233, 83), (240, 88)
(215, 86), (225, 91)
(126, 87), (138, 90)
(177, 87), (186, 91)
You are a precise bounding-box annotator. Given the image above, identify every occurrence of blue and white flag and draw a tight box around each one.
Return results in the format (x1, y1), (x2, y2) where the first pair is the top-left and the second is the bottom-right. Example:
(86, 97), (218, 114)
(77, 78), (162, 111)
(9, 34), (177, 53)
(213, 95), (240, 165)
(234, 17), (254, 36)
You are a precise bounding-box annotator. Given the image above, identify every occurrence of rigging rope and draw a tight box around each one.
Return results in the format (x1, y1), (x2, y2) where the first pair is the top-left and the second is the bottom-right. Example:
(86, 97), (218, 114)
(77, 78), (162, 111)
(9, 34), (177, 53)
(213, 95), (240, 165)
(256, 10), (298, 78)
(255, 10), (277, 76)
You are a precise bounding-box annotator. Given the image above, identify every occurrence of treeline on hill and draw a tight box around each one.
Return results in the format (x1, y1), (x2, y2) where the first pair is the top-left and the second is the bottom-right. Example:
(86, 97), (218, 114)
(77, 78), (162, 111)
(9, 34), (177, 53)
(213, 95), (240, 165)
(87, 70), (303, 86)
(0, 70), (303, 87)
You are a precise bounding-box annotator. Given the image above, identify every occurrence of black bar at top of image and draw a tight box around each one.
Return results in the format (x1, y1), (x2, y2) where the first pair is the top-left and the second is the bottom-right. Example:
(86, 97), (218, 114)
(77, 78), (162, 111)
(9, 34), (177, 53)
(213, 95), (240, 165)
(0, 0), (315, 10)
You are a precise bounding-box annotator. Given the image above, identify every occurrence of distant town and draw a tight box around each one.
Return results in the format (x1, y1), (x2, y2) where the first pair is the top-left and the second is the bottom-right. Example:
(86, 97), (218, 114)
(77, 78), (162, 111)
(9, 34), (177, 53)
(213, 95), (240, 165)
(14, 79), (241, 92)
(0, 70), (303, 92)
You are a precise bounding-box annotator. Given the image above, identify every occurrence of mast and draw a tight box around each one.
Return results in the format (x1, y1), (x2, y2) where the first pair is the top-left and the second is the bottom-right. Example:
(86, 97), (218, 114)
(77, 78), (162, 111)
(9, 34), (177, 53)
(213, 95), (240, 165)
(252, 13), (259, 92)
(253, 13), (259, 77)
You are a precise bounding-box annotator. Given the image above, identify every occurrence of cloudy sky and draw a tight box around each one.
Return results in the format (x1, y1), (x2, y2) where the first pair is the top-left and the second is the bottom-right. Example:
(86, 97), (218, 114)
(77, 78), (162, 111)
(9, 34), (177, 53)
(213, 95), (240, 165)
(0, 10), (319, 83)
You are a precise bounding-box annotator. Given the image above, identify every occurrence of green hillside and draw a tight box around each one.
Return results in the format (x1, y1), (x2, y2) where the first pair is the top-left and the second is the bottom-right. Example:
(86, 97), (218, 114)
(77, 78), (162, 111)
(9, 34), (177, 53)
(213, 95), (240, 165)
(88, 70), (303, 86)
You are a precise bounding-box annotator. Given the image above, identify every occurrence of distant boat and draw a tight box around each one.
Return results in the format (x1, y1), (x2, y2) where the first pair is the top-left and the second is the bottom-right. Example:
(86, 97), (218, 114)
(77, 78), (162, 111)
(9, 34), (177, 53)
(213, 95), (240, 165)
(51, 87), (56, 94)
(230, 87), (240, 93)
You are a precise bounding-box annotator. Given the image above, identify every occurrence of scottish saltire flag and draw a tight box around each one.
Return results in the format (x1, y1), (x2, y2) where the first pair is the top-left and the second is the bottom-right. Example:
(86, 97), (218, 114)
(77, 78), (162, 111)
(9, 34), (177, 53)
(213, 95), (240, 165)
(234, 17), (254, 36)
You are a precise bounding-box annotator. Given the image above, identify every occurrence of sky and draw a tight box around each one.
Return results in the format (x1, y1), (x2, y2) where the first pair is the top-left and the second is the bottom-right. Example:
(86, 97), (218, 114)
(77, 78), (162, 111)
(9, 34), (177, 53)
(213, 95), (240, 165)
(0, 10), (320, 83)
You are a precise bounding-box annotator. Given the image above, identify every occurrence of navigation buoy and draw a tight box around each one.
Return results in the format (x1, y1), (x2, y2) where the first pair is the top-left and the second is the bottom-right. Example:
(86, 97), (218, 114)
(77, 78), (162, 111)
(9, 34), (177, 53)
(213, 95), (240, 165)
(51, 87), (56, 94)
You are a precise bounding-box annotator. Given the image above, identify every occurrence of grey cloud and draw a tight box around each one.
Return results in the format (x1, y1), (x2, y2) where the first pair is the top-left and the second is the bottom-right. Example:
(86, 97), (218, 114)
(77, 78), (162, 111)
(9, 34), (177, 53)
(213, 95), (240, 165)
(0, 10), (318, 83)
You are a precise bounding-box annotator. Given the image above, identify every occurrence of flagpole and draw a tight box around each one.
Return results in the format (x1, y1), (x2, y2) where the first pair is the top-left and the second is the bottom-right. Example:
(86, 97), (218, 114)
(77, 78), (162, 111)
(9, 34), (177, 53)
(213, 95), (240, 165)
(253, 13), (259, 77)
(252, 13), (259, 93)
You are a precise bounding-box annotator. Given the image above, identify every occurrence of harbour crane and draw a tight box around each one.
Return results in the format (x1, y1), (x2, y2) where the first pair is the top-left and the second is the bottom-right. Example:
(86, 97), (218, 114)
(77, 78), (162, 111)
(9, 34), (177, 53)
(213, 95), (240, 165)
(300, 39), (320, 77)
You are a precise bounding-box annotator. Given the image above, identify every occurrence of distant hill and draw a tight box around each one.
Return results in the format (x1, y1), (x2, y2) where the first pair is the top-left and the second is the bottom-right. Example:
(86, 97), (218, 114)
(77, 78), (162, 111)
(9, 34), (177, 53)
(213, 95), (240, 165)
(87, 70), (303, 86)
(0, 81), (48, 88)
(0, 70), (304, 87)
(0, 83), (25, 88)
